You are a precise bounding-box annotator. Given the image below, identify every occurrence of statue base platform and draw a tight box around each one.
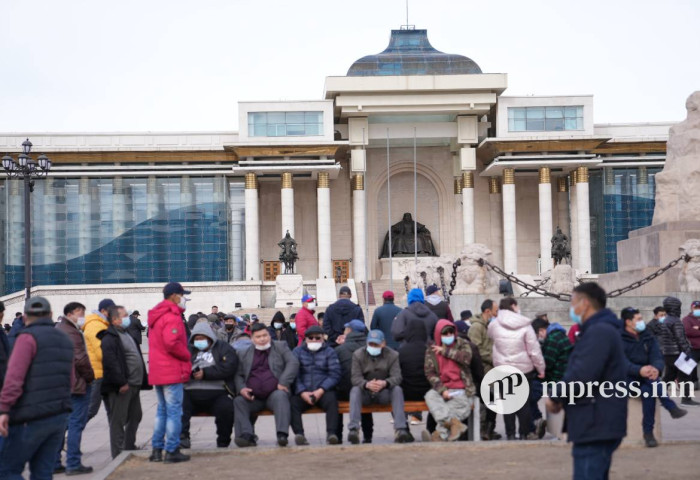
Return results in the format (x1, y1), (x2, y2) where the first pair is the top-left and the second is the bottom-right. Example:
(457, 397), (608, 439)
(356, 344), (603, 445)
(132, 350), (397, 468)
(274, 274), (304, 308)
(598, 221), (700, 295)
(380, 257), (440, 280)
(315, 278), (337, 307)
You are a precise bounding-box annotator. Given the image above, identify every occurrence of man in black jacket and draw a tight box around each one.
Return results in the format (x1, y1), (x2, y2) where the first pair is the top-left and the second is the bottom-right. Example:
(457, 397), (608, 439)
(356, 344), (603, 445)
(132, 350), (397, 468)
(126, 310), (146, 346)
(99, 305), (146, 459)
(181, 322), (238, 449)
(323, 286), (364, 347)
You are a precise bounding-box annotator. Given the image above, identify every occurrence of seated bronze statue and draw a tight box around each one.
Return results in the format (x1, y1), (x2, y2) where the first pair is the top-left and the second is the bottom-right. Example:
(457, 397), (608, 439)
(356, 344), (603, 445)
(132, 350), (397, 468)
(380, 213), (437, 258)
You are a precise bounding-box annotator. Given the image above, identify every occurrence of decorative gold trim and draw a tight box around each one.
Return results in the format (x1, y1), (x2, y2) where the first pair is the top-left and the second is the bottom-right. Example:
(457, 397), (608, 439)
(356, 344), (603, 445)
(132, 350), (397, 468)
(605, 168), (615, 186)
(637, 166), (648, 185)
(571, 169), (578, 186)
(281, 172), (293, 189)
(503, 168), (515, 185)
(317, 172), (329, 189)
(538, 167), (551, 184)
(351, 174), (364, 191)
(245, 172), (257, 189)
(454, 177), (462, 195)
(489, 177), (501, 194)
(557, 177), (568, 193)
(461, 171), (474, 189)
(576, 166), (589, 183)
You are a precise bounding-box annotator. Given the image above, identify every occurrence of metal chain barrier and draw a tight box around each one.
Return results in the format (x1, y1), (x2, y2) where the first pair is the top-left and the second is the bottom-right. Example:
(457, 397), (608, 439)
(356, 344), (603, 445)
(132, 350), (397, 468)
(606, 254), (690, 297)
(476, 258), (573, 301)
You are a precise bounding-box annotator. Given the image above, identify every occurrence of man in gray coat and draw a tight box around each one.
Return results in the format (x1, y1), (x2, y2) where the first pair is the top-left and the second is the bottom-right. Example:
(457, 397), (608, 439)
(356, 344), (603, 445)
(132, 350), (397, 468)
(233, 323), (299, 448)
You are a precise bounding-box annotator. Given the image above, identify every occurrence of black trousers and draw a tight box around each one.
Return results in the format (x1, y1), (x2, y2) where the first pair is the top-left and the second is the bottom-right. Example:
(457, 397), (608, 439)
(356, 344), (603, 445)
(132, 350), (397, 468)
(336, 390), (374, 441)
(182, 389), (234, 446)
(504, 374), (535, 437)
(663, 354), (694, 394)
(290, 390), (339, 435)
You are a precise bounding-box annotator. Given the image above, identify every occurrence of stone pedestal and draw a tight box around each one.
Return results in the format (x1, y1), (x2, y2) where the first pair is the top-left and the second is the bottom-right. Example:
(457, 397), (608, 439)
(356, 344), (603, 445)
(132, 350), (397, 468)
(599, 221), (700, 295)
(274, 274), (304, 308)
(315, 277), (337, 307)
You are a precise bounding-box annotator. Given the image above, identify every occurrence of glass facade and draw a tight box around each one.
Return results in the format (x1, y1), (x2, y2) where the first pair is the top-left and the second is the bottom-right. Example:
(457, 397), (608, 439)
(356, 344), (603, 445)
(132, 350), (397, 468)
(589, 167), (660, 273)
(248, 111), (323, 137)
(508, 106), (584, 132)
(2, 176), (245, 295)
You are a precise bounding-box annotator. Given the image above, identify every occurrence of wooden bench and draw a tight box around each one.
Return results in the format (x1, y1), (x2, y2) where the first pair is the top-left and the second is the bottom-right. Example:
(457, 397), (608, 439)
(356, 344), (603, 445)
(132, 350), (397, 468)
(195, 399), (481, 441)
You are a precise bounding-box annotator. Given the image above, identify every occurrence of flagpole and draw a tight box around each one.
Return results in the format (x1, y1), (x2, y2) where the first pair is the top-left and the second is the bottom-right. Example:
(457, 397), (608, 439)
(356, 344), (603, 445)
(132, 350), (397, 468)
(387, 128), (393, 293)
(363, 128), (369, 319)
(413, 127), (418, 267)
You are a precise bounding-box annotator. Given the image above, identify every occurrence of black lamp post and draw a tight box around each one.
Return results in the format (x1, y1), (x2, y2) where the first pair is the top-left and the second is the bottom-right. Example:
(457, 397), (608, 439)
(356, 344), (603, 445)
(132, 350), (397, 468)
(2, 139), (52, 299)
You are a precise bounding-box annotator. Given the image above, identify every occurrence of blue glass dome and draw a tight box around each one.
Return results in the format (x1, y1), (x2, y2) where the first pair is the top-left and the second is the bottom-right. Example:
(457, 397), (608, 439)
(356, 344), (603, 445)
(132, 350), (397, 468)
(347, 29), (482, 76)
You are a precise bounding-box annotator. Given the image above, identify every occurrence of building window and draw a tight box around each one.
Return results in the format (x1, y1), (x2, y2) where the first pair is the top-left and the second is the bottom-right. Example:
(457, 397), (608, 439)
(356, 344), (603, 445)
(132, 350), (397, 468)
(248, 111), (323, 137)
(508, 106), (583, 132)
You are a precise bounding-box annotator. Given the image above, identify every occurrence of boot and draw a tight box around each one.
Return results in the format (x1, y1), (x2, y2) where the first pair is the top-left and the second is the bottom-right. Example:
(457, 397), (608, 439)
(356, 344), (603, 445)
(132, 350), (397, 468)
(431, 430), (445, 442)
(486, 421), (501, 440)
(148, 449), (163, 462)
(643, 432), (658, 448)
(447, 418), (467, 442)
(670, 407), (688, 419)
(480, 422), (491, 441)
(163, 448), (190, 464)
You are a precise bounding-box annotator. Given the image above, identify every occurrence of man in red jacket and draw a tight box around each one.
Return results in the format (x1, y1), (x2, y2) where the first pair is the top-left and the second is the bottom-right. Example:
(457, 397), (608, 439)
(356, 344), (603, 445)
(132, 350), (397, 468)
(147, 282), (192, 464)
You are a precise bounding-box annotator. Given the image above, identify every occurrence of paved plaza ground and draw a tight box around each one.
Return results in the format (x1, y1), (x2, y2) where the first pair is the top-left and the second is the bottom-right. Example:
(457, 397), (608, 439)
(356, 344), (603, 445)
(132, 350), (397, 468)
(51, 388), (700, 479)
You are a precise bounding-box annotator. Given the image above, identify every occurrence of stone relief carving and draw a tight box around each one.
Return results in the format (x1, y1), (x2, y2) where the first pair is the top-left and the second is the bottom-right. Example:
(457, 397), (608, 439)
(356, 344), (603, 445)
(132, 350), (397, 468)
(679, 239), (700, 292)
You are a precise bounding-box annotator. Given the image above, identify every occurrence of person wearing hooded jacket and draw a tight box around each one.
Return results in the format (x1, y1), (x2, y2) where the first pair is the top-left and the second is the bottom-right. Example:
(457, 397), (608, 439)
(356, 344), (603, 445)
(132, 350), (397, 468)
(84, 298), (115, 421)
(423, 319), (475, 441)
(424, 284), (454, 323)
(268, 311), (298, 351)
(489, 297), (545, 440)
(180, 322), (238, 449)
(323, 286), (364, 347)
(392, 289), (439, 344)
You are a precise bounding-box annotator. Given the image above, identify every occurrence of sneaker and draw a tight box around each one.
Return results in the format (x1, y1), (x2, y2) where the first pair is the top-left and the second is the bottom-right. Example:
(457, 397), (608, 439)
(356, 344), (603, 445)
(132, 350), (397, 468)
(216, 441), (231, 448)
(65, 465), (94, 476)
(234, 434), (257, 448)
(408, 415), (423, 425)
(348, 429), (360, 445)
(163, 448), (190, 464)
(394, 429), (414, 443)
(670, 407), (688, 419)
(148, 449), (163, 462)
(447, 418), (467, 442)
(54, 466), (66, 474)
(524, 432), (539, 440)
(327, 434), (339, 445)
(643, 432), (658, 448)
(506, 434), (516, 441)
(277, 433), (289, 447)
(295, 434), (309, 446)
(179, 435), (191, 449)
(681, 398), (700, 407)
(489, 431), (503, 440)
(535, 418), (547, 439)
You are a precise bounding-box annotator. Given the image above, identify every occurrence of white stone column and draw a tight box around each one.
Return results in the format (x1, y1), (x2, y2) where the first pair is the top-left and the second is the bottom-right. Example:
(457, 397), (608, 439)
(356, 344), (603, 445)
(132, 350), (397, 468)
(42, 178), (58, 266)
(502, 168), (517, 274)
(180, 175), (193, 208)
(489, 177), (503, 267)
(637, 166), (649, 198)
(112, 177), (126, 238)
(317, 172), (332, 279)
(146, 176), (159, 220)
(556, 177), (570, 238)
(454, 177), (463, 244)
(352, 174), (366, 281)
(8, 180), (23, 267)
(244, 173), (260, 281)
(281, 172), (295, 239)
(576, 167), (592, 274)
(570, 171), (579, 271)
(538, 168), (553, 273)
(461, 172), (475, 245)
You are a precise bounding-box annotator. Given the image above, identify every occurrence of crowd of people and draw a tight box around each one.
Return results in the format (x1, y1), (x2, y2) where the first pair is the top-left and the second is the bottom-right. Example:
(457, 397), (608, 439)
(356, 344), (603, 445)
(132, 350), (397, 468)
(0, 281), (698, 479)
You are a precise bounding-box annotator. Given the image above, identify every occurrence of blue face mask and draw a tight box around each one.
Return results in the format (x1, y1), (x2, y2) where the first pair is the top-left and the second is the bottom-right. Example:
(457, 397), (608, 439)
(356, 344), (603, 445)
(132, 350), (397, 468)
(289, 322), (296, 330)
(658, 316), (666, 324)
(693, 310), (700, 317)
(121, 317), (131, 329)
(634, 320), (646, 332)
(569, 306), (582, 325)
(366, 345), (382, 356)
(193, 339), (209, 351)
(441, 335), (455, 346)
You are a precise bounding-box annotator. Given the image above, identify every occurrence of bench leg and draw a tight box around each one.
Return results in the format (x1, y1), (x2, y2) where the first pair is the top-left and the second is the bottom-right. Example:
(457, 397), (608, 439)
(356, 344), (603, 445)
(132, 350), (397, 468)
(470, 397), (481, 442)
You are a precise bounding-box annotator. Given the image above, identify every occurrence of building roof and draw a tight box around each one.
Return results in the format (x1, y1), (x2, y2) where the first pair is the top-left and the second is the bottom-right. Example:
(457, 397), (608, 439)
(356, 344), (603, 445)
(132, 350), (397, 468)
(347, 29), (482, 77)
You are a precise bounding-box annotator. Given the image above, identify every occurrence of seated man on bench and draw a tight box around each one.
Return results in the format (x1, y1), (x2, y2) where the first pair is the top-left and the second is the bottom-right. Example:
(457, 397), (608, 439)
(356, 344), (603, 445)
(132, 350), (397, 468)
(233, 323), (299, 448)
(348, 330), (413, 444)
(181, 322), (238, 449)
(290, 326), (342, 446)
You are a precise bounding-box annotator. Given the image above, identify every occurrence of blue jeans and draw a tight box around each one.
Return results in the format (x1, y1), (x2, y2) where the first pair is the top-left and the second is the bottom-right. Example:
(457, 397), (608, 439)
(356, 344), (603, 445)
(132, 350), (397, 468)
(640, 379), (678, 434)
(0, 413), (69, 480)
(152, 384), (183, 452)
(572, 439), (621, 480)
(55, 385), (92, 469)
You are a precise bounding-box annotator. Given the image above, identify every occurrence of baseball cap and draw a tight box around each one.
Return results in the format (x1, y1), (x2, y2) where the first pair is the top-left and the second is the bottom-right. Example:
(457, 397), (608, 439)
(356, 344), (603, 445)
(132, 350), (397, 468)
(98, 299), (116, 311)
(163, 282), (191, 297)
(367, 329), (385, 345)
(382, 291), (394, 301)
(305, 325), (324, 337)
(132, 310), (140, 317)
(25, 296), (51, 315)
(302, 294), (315, 303)
(344, 319), (366, 333)
(426, 284), (440, 295)
(692, 301), (700, 310)
(339, 286), (352, 296)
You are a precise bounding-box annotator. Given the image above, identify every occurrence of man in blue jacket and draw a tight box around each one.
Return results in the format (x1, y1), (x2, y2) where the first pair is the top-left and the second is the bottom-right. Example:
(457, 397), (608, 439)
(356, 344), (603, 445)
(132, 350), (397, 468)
(370, 291), (402, 350)
(620, 307), (687, 448)
(546, 283), (628, 480)
(290, 326), (342, 446)
(323, 286), (364, 347)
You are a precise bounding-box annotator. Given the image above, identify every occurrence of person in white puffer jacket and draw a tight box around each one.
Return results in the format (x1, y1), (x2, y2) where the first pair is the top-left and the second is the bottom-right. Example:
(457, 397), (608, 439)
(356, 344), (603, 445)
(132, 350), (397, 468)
(488, 297), (545, 440)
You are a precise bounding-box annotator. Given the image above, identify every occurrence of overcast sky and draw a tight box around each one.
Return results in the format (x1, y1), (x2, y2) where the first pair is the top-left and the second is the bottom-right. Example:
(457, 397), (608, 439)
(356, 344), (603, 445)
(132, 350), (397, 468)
(0, 0), (698, 132)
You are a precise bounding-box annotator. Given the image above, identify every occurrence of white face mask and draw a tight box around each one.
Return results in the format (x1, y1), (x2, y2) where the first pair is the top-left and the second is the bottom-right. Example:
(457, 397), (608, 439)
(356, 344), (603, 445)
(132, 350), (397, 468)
(273, 322), (283, 330)
(76, 316), (86, 327)
(307, 301), (317, 310)
(255, 342), (271, 351)
(307, 341), (322, 352)
(179, 296), (190, 310)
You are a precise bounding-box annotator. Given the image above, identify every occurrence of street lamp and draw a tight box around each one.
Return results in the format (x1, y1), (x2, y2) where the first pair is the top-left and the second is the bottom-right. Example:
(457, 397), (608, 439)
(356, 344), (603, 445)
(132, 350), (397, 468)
(2, 139), (52, 299)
